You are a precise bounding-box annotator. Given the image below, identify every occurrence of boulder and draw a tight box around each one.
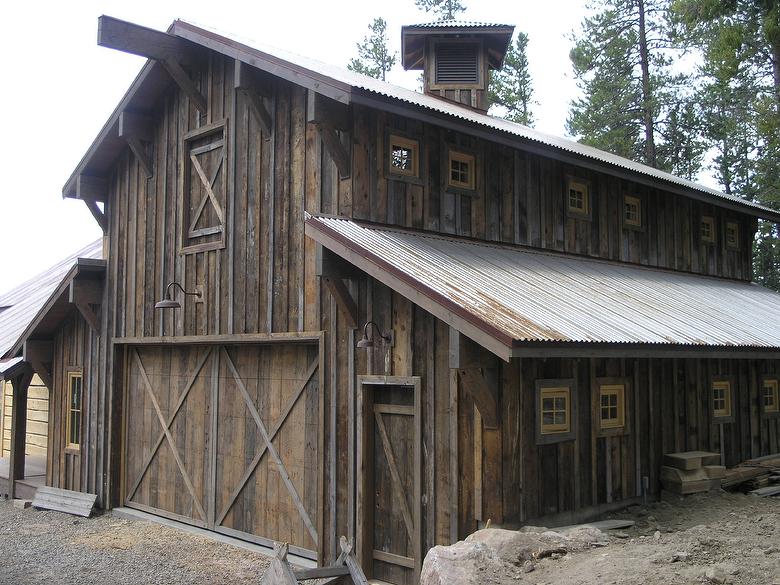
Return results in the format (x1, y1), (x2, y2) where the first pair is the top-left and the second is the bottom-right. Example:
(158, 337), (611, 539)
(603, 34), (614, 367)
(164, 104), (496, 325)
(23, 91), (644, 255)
(419, 540), (511, 585)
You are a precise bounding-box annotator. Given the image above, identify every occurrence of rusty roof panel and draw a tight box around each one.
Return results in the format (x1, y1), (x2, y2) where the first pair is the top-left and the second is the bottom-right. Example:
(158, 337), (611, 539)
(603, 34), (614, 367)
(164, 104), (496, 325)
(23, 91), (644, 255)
(307, 215), (780, 348)
(0, 239), (103, 359)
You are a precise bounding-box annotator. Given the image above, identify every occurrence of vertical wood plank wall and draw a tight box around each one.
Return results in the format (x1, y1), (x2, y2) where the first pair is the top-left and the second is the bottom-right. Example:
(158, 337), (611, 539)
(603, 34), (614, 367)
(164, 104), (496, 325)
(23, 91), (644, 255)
(59, 51), (771, 560)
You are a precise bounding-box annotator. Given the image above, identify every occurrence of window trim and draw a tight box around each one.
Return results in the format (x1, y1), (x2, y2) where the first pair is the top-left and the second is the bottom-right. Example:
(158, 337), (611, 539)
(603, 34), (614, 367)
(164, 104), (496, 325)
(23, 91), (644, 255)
(566, 176), (591, 220)
(700, 215), (716, 245)
(623, 194), (642, 229)
(179, 119), (229, 255)
(761, 376), (779, 418)
(445, 146), (478, 194)
(428, 38), (485, 91)
(599, 384), (625, 430)
(385, 132), (422, 184)
(711, 377), (733, 423)
(726, 221), (740, 250)
(65, 368), (84, 453)
(595, 377), (631, 437)
(535, 379), (576, 444)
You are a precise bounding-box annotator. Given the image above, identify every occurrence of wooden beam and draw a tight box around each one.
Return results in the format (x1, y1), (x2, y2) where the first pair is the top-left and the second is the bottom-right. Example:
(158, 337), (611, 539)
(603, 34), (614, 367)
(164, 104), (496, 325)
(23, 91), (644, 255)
(162, 58), (207, 114)
(316, 245), (362, 278)
(458, 368), (498, 429)
(317, 123), (350, 179)
(97, 15), (196, 64)
(69, 278), (103, 334)
(322, 276), (358, 329)
(76, 174), (107, 201)
(307, 91), (351, 179)
(242, 88), (273, 137)
(233, 60), (273, 96)
(23, 340), (53, 390)
(83, 199), (108, 233)
(8, 366), (32, 498)
(119, 111), (154, 177)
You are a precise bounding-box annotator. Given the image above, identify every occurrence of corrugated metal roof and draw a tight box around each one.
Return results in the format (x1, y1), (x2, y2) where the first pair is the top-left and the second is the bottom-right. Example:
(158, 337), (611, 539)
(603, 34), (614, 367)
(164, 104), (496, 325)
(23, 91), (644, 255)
(403, 21), (514, 29)
(168, 21), (779, 221)
(307, 214), (780, 352)
(0, 239), (103, 358)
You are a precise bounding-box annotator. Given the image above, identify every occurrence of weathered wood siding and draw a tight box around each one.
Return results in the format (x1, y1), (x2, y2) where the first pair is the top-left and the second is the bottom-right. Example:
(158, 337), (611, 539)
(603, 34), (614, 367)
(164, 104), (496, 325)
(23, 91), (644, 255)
(48, 312), (102, 496)
(1, 376), (48, 458)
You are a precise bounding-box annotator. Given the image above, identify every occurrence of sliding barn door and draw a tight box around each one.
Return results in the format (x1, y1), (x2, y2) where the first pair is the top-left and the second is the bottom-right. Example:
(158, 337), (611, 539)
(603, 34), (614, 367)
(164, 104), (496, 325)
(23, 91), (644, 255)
(123, 343), (321, 558)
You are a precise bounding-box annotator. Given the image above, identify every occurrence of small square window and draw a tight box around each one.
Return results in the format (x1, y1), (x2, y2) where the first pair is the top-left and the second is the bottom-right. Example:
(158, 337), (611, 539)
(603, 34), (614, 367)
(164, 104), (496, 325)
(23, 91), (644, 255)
(701, 216), (715, 244)
(600, 384), (625, 430)
(712, 380), (731, 419)
(624, 195), (641, 227)
(763, 379), (779, 414)
(540, 388), (570, 434)
(726, 222), (739, 249)
(388, 134), (419, 179)
(448, 150), (475, 191)
(567, 178), (589, 216)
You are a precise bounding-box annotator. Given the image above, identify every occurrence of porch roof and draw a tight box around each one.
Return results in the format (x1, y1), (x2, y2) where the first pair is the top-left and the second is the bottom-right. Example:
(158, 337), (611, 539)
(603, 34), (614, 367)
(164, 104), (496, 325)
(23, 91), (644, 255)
(305, 214), (780, 361)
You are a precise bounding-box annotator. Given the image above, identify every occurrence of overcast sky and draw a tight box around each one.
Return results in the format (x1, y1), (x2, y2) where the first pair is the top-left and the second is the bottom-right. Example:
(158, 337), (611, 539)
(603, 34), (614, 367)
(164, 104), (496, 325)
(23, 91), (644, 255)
(0, 0), (589, 295)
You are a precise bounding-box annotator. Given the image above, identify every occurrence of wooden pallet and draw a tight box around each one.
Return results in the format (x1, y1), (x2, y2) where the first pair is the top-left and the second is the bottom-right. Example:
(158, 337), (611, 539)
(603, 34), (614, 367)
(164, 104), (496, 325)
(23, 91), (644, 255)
(262, 537), (368, 585)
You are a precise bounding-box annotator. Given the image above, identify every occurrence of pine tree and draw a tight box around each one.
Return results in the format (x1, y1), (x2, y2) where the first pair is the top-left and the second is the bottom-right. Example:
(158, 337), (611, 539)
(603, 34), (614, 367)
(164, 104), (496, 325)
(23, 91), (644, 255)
(567, 0), (705, 178)
(672, 0), (780, 287)
(414, 0), (466, 21)
(488, 32), (536, 126)
(347, 18), (397, 81)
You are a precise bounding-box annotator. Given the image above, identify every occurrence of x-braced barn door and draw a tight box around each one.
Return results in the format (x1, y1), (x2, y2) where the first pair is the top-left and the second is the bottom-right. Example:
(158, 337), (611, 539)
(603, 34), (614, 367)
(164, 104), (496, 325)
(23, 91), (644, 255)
(123, 343), (321, 559)
(357, 376), (422, 585)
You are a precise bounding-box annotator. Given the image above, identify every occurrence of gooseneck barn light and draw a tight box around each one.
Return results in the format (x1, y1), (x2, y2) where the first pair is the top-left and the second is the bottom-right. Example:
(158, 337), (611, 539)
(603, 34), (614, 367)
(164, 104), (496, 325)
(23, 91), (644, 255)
(356, 321), (393, 349)
(154, 282), (202, 310)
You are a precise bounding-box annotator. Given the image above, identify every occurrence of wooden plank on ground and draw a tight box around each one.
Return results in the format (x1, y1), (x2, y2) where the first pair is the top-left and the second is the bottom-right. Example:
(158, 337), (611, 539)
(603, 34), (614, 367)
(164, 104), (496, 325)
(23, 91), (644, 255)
(32, 486), (97, 517)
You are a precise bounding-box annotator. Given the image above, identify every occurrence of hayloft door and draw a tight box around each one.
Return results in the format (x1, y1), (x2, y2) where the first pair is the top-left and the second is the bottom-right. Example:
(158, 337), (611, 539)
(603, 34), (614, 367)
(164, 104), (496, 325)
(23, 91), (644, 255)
(357, 376), (421, 585)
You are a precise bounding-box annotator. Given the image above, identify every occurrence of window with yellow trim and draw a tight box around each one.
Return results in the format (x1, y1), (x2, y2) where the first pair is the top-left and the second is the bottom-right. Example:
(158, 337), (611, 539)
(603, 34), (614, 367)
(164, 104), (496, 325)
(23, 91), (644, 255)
(66, 371), (83, 449)
(540, 387), (570, 435)
(726, 221), (739, 249)
(567, 178), (589, 216)
(388, 134), (419, 179)
(624, 195), (641, 227)
(701, 216), (716, 244)
(447, 150), (475, 191)
(712, 380), (731, 419)
(600, 384), (625, 430)
(763, 379), (779, 414)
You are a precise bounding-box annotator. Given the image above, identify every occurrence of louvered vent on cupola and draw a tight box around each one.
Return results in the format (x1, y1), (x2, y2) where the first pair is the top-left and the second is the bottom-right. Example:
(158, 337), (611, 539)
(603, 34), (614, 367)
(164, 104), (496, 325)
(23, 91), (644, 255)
(401, 21), (515, 112)
(434, 42), (479, 86)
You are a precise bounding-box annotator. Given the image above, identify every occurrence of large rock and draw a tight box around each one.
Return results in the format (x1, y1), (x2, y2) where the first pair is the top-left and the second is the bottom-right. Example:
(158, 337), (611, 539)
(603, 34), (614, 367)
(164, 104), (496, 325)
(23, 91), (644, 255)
(419, 540), (512, 585)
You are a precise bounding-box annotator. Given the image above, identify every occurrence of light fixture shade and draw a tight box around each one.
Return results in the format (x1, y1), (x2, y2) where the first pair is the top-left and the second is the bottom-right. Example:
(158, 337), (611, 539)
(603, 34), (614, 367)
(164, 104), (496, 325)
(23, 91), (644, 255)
(154, 299), (181, 309)
(356, 336), (374, 349)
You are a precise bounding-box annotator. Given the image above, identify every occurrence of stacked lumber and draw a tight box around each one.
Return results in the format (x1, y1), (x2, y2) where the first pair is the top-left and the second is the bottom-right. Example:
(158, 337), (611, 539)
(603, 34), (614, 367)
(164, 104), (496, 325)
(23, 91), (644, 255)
(661, 451), (724, 495)
(721, 454), (780, 492)
(32, 486), (97, 517)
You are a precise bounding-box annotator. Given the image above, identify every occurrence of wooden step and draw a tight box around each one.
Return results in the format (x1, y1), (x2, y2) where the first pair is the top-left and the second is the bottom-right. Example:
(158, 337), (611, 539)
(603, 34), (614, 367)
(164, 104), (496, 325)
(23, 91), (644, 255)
(32, 486), (97, 518)
(663, 451), (721, 471)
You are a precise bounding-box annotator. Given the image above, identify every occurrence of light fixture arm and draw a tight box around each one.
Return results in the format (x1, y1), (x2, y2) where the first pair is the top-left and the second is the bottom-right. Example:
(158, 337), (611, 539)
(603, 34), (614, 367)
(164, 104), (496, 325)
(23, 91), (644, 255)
(362, 321), (391, 344)
(163, 281), (201, 301)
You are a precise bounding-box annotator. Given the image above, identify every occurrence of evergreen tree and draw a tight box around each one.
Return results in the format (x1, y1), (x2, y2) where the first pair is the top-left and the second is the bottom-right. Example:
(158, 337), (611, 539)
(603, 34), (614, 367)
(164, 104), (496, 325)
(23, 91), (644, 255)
(488, 32), (536, 126)
(672, 0), (780, 287)
(347, 17), (397, 81)
(414, 0), (466, 20)
(567, 0), (705, 178)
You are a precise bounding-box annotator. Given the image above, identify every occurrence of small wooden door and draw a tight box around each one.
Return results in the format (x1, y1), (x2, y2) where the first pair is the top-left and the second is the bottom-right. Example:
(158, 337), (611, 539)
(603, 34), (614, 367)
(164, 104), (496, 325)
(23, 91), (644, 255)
(357, 376), (421, 585)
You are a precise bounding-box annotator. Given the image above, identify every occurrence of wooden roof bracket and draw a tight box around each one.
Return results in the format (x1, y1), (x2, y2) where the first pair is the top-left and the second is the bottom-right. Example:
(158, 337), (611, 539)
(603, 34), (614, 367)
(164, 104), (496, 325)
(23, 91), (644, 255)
(317, 246), (359, 329)
(69, 277), (103, 334)
(22, 340), (53, 390)
(307, 90), (351, 179)
(119, 111), (154, 177)
(234, 61), (273, 138)
(450, 329), (499, 429)
(98, 16), (207, 114)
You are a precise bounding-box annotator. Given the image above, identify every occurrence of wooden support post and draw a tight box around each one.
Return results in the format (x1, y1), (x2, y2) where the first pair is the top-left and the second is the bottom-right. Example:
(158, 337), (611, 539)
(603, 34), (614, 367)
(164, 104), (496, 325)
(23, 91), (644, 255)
(307, 90), (351, 179)
(119, 111), (154, 177)
(162, 59), (207, 114)
(8, 366), (32, 499)
(243, 88), (273, 137)
(23, 340), (53, 390)
(69, 278), (104, 334)
(450, 330), (499, 429)
(322, 276), (358, 329)
(83, 200), (108, 233)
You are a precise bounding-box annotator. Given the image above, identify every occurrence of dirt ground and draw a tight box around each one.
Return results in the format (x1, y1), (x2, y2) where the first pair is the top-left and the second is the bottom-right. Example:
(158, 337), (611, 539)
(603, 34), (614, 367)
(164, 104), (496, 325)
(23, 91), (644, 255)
(0, 500), (271, 584)
(526, 490), (780, 585)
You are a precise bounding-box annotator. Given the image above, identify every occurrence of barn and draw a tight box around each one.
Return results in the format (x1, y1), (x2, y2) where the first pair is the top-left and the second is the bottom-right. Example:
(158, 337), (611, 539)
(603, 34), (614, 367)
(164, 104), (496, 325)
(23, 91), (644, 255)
(4, 15), (780, 585)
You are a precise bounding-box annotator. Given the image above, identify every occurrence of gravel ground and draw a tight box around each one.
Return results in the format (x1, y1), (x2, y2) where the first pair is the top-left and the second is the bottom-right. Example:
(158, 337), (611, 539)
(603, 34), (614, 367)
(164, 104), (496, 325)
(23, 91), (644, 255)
(0, 500), (271, 584)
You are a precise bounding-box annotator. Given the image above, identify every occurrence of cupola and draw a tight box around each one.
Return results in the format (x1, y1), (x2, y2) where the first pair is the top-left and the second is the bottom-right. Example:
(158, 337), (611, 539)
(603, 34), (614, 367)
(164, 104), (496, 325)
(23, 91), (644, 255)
(401, 21), (514, 112)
